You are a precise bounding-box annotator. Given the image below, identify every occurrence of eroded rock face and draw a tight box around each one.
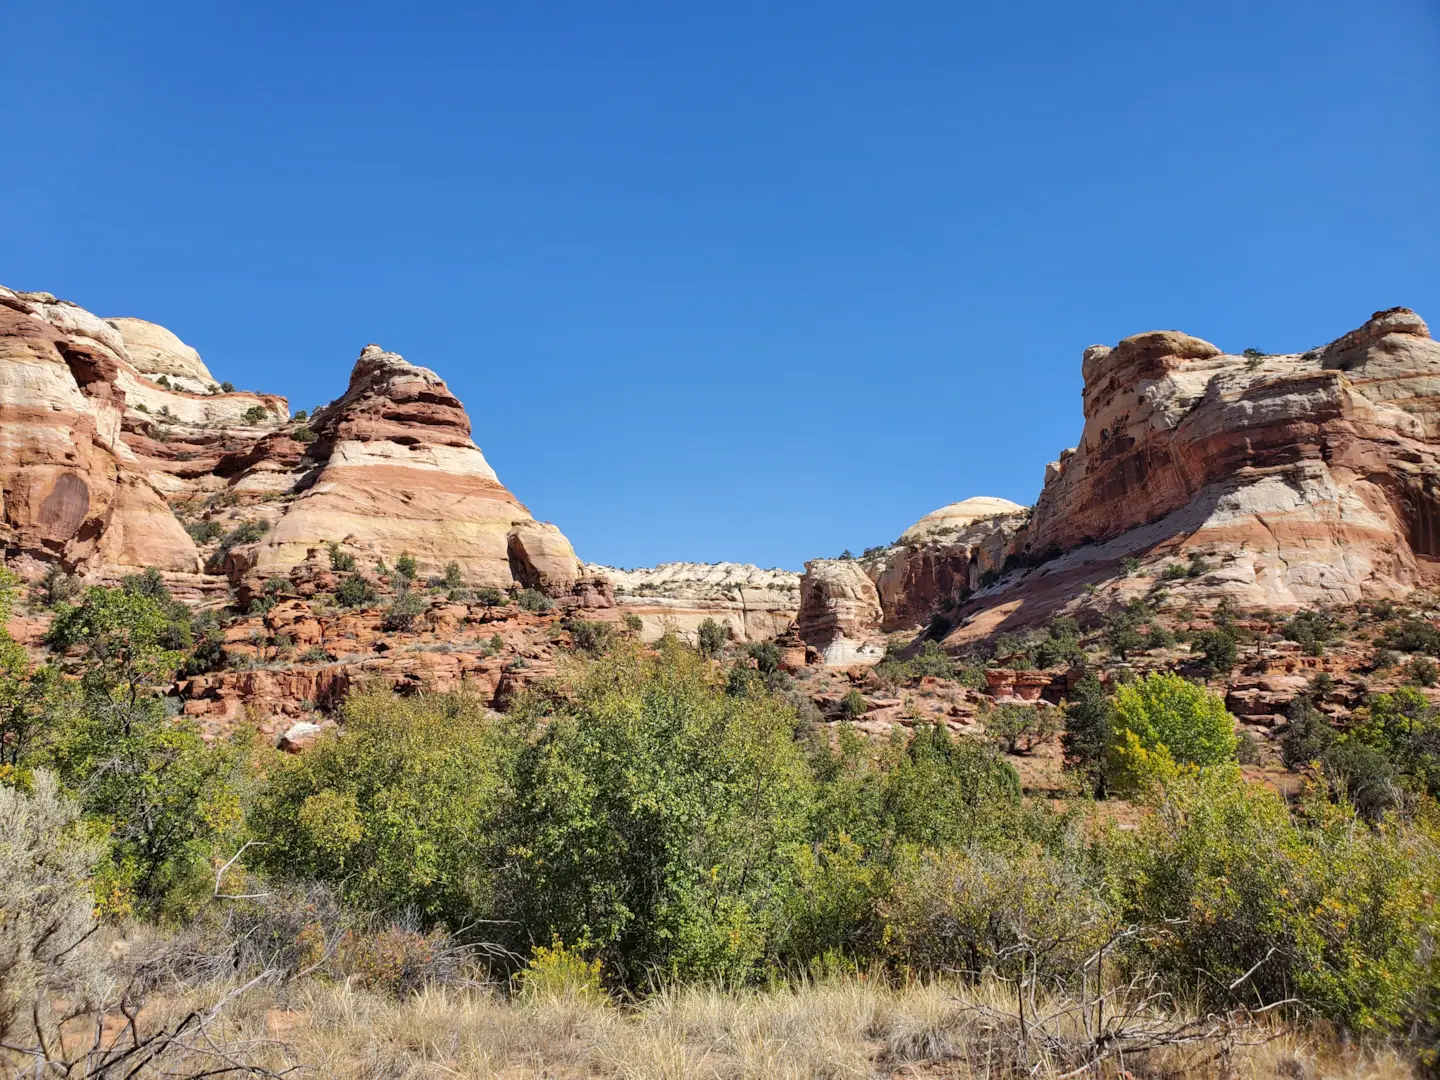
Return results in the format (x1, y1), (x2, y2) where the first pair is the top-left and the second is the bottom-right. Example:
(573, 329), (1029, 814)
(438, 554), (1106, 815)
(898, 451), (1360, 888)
(0, 292), (200, 573)
(866, 502), (1028, 630)
(587, 561), (800, 643)
(796, 559), (884, 665)
(923, 307), (1440, 643)
(244, 345), (588, 592)
(1021, 309), (1440, 604)
(0, 287), (600, 602)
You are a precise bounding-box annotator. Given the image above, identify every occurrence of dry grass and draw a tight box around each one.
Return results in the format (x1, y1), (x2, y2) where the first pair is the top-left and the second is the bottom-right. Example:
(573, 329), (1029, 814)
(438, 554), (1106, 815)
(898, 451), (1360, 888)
(74, 976), (1421, 1080)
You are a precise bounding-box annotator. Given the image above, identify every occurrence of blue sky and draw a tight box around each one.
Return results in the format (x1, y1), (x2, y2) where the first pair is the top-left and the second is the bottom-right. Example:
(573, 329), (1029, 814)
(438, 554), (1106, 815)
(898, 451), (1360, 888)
(4, 2), (1438, 569)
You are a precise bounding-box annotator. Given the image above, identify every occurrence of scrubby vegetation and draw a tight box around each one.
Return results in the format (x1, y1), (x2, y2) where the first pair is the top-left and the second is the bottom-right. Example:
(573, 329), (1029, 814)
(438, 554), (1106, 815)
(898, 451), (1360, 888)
(4, 567), (1440, 1076)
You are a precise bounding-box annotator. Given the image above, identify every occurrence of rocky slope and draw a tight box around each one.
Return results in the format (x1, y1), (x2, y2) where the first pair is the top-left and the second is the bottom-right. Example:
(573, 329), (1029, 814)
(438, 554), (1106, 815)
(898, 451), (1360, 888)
(587, 561), (800, 642)
(0, 285), (603, 603)
(789, 307), (1440, 659)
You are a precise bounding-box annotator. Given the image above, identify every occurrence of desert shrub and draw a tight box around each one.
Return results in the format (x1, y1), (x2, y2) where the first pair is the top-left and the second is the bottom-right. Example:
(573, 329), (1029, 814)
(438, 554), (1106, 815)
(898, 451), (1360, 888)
(382, 588), (426, 631)
(1280, 697), (1337, 771)
(880, 846), (1114, 980)
(216, 518), (268, 554)
(840, 688), (868, 720)
(876, 640), (958, 685)
(564, 617), (615, 655)
(696, 617), (730, 658)
(1378, 617), (1440, 656)
(1284, 609), (1338, 656)
(622, 613), (643, 633)
(44, 585), (244, 915)
(253, 689), (516, 926)
(1062, 673), (1112, 796)
(1103, 599), (1152, 659)
(293, 409), (307, 421)
(1115, 767), (1440, 1033)
(219, 380), (235, 393)
(506, 642), (814, 982)
(1106, 672), (1238, 795)
(1161, 563), (1187, 581)
(779, 833), (888, 963)
(746, 640), (783, 677)
(440, 561), (464, 590)
(1118, 556), (1141, 576)
(1320, 740), (1402, 822)
(291, 425), (317, 443)
(516, 588), (553, 612)
(327, 542), (356, 571)
(1354, 688), (1440, 801)
(984, 702), (1059, 754)
(514, 938), (607, 1002)
(1407, 655), (1439, 686)
(35, 564), (81, 608)
(185, 519), (223, 544)
(241, 404), (269, 424)
(1193, 626), (1237, 673)
(0, 772), (104, 1049)
(810, 722), (1022, 860)
(335, 573), (379, 609)
(394, 551), (418, 582)
(473, 586), (506, 610)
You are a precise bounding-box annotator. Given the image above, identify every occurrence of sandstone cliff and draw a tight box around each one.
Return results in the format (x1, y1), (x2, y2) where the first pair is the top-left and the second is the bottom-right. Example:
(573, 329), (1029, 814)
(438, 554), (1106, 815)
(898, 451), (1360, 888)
(942, 307), (1440, 641)
(588, 562), (800, 642)
(0, 286), (601, 602)
(795, 559), (884, 665)
(787, 307), (1440, 659)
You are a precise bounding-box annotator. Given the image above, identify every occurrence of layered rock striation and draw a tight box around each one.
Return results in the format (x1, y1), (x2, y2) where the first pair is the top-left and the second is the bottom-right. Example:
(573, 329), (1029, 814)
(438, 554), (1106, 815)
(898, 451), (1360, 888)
(935, 307), (1440, 641)
(0, 286), (602, 602)
(588, 561), (800, 643)
(796, 559), (884, 665)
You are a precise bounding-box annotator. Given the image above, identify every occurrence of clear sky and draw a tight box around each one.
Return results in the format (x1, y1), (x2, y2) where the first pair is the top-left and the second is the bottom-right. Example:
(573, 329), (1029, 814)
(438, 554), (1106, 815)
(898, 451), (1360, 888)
(4, 2), (1438, 570)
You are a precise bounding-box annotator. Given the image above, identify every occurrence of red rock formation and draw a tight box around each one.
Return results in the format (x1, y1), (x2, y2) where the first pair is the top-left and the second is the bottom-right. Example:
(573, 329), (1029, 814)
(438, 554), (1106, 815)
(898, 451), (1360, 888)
(245, 345), (592, 595)
(0, 286), (604, 604)
(795, 559), (884, 665)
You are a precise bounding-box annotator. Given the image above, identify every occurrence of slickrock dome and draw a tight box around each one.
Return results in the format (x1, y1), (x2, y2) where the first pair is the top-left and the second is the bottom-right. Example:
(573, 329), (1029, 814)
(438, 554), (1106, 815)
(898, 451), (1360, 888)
(898, 497), (1027, 544)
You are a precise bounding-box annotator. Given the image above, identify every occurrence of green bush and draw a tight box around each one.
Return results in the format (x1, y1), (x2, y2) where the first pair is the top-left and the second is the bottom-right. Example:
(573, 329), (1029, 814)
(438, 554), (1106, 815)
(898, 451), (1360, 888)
(1280, 697), (1337, 771)
(35, 564), (81, 609)
(1161, 563), (1188, 581)
(516, 588), (553, 612)
(1106, 672), (1238, 794)
(1407, 655), (1439, 687)
(984, 702), (1059, 754)
(219, 381), (235, 393)
(441, 561), (464, 590)
(216, 519), (268, 554)
(335, 574), (379, 609)
(1193, 626), (1237, 673)
(881, 846), (1114, 980)
(563, 617), (615, 655)
(241, 404), (269, 424)
(382, 588), (426, 631)
(1378, 617), (1440, 656)
(394, 551), (418, 582)
(1285, 609), (1338, 656)
(253, 689), (516, 925)
(328, 542), (356, 572)
(1115, 767), (1440, 1033)
(840, 688), (868, 720)
(506, 642), (814, 981)
(1062, 673), (1112, 796)
(474, 586), (506, 609)
(291, 426), (317, 443)
(696, 617), (730, 659)
(185, 519), (223, 544)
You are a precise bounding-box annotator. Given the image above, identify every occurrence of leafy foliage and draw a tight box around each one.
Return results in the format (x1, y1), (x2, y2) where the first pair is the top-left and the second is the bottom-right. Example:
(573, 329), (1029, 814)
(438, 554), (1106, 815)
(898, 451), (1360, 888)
(1106, 672), (1238, 795)
(696, 617), (730, 659)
